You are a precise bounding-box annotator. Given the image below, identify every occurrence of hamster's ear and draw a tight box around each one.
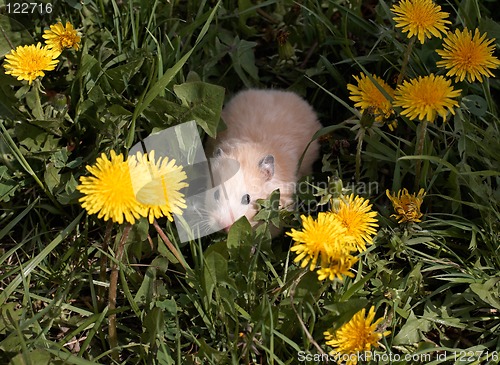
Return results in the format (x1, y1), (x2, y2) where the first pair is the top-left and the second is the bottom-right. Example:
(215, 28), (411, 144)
(214, 147), (223, 158)
(258, 155), (274, 181)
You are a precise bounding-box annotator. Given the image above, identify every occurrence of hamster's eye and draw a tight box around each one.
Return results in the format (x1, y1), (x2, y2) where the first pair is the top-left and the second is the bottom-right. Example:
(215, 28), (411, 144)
(241, 194), (250, 205)
(214, 189), (220, 201)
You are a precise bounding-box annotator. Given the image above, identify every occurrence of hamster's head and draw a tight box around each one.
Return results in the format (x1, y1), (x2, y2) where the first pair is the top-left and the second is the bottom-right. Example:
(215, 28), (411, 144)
(206, 146), (275, 232)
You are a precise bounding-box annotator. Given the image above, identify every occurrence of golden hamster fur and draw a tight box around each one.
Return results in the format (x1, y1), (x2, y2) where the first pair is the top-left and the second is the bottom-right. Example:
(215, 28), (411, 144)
(206, 89), (322, 232)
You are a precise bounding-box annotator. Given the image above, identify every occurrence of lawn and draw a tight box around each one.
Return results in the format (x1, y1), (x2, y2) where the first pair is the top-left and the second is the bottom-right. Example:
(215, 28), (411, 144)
(0, 0), (499, 364)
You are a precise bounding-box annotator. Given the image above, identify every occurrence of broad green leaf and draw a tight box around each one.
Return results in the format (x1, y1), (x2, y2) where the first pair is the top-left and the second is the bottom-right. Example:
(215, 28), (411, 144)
(141, 306), (165, 343)
(340, 270), (375, 301)
(393, 310), (429, 345)
(0, 74), (23, 119)
(462, 95), (487, 117)
(9, 349), (51, 365)
(0, 303), (21, 335)
(173, 82), (225, 138)
(142, 97), (185, 127)
(228, 37), (259, 87)
(470, 279), (500, 310)
(134, 256), (169, 305)
(156, 298), (177, 315)
(226, 216), (252, 251)
(73, 54), (99, 83)
(105, 58), (144, 94)
(44, 163), (61, 193)
(203, 242), (229, 300)
(480, 16), (500, 40)
(0, 165), (17, 202)
(237, 0), (258, 35)
(46, 348), (105, 365)
(14, 122), (46, 150)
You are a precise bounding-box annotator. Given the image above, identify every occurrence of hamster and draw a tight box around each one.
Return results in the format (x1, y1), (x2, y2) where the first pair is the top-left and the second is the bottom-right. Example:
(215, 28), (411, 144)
(205, 89), (322, 233)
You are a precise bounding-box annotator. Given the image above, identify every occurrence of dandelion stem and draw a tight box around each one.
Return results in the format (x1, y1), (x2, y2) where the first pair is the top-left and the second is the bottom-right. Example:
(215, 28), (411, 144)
(108, 223), (132, 361)
(415, 120), (428, 185)
(397, 37), (416, 85)
(32, 79), (44, 120)
(152, 219), (188, 270)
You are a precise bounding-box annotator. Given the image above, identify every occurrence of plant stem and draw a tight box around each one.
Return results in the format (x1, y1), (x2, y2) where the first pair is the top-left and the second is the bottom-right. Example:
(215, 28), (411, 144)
(152, 219), (188, 270)
(415, 120), (428, 186)
(397, 37), (416, 85)
(32, 79), (44, 120)
(289, 270), (326, 356)
(108, 223), (132, 361)
(355, 127), (365, 183)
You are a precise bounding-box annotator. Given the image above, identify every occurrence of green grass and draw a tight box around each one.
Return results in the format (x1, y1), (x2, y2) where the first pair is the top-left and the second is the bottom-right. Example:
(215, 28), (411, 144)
(1, 0), (499, 364)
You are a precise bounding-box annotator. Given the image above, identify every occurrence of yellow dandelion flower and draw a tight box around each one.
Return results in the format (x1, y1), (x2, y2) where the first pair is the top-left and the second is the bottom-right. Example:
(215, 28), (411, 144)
(393, 74), (461, 122)
(129, 151), (188, 223)
(437, 28), (500, 83)
(347, 73), (395, 123)
(392, 0), (450, 44)
(287, 213), (358, 280)
(324, 306), (390, 365)
(386, 188), (426, 223)
(43, 21), (81, 52)
(3, 43), (59, 85)
(288, 213), (349, 270)
(332, 194), (379, 252)
(77, 151), (146, 224)
(317, 255), (359, 281)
